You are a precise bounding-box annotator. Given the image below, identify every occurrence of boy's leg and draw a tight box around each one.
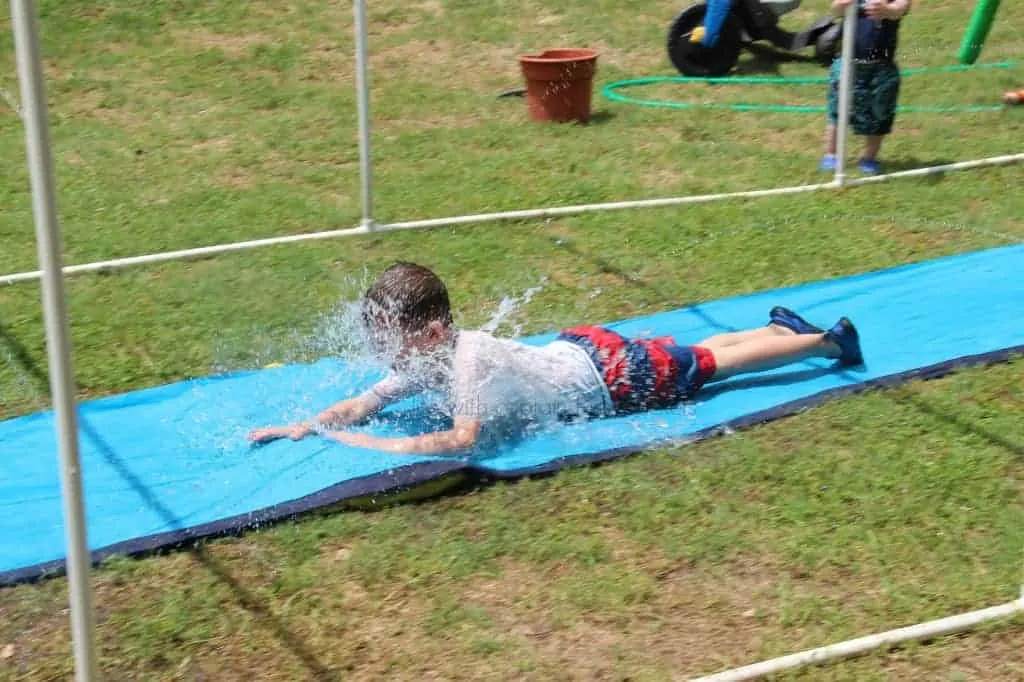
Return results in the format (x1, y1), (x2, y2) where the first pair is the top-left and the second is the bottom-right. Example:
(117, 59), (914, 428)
(703, 317), (862, 381)
(825, 59), (877, 170)
(698, 308), (823, 350)
(698, 324), (793, 351)
(864, 134), (885, 160)
(859, 62), (900, 170)
(701, 333), (839, 382)
(825, 123), (837, 156)
(821, 59), (841, 169)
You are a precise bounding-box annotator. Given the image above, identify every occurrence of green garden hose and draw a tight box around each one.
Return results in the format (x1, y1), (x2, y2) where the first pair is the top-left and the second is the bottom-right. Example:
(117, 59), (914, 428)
(601, 61), (1018, 114)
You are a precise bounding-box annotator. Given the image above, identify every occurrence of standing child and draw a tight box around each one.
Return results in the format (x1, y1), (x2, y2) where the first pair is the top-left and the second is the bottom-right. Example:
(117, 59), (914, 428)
(248, 262), (864, 455)
(821, 0), (912, 175)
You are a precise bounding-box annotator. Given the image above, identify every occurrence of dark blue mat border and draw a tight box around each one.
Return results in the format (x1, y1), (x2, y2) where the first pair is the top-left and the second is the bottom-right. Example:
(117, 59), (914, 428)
(3, 344), (1021, 587)
(0, 458), (468, 586)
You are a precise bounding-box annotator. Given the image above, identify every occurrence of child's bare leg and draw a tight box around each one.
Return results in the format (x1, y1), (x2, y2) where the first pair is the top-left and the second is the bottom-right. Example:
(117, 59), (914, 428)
(698, 324), (793, 351)
(825, 124), (837, 155)
(702, 333), (840, 382)
(864, 134), (884, 159)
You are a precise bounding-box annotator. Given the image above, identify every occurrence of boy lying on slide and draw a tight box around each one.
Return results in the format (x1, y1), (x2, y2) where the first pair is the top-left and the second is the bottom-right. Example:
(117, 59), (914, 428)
(248, 262), (863, 455)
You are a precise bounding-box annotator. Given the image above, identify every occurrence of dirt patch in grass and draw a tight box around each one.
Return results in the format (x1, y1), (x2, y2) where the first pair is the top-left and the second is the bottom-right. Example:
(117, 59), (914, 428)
(189, 135), (236, 153)
(876, 621), (1024, 681)
(52, 77), (223, 140)
(295, 41), (355, 85)
(171, 29), (277, 58)
(419, 0), (444, 19)
(53, 83), (141, 131)
(588, 40), (674, 75)
(375, 38), (521, 93)
(639, 166), (695, 192)
(376, 112), (491, 132)
(453, 550), (1024, 679)
(869, 214), (1021, 252)
(525, 252), (629, 296)
(373, 37), (449, 69)
(869, 217), (961, 252)
(1, 491), (1020, 681)
(214, 166), (257, 190)
(450, 545), (802, 678)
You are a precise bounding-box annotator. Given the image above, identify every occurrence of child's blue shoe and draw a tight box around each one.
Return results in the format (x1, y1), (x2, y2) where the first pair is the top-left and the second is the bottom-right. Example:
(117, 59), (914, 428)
(857, 158), (882, 175)
(769, 307), (824, 335)
(825, 317), (864, 366)
(819, 154), (837, 172)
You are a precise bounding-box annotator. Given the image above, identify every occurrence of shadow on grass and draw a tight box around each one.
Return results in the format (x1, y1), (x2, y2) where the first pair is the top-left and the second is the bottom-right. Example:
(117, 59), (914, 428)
(876, 157), (957, 177)
(552, 236), (742, 333)
(733, 43), (823, 76)
(887, 387), (1024, 459)
(0, 319), (340, 681)
(585, 110), (616, 125)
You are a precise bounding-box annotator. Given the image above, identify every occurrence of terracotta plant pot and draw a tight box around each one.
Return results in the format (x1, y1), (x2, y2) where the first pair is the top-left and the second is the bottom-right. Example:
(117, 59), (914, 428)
(518, 48), (599, 123)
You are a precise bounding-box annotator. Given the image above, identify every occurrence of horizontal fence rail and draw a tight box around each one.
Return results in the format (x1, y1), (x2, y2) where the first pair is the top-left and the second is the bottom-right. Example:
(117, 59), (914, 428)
(2, 152), (1022, 288)
(688, 594), (1024, 682)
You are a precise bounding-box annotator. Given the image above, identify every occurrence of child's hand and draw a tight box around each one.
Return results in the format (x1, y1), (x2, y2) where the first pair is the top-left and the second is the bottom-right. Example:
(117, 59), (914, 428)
(247, 424), (313, 444)
(863, 0), (890, 19)
(832, 0), (854, 12)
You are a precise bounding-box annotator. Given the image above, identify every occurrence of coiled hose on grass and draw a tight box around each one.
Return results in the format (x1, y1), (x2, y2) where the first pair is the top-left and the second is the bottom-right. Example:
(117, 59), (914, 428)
(601, 61), (1018, 113)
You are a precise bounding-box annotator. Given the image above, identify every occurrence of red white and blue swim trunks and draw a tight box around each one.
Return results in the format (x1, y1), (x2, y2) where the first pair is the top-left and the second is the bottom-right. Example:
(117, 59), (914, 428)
(556, 325), (717, 413)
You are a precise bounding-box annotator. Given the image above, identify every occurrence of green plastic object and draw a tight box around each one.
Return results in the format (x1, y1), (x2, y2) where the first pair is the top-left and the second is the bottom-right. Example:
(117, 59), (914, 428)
(958, 0), (1001, 65)
(600, 62), (1016, 114)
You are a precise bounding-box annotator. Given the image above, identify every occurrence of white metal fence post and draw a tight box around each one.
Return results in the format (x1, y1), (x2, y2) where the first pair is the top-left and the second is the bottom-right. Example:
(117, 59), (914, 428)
(834, 0), (858, 186)
(354, 0), (374, 230)
(9, 1), (97, 680)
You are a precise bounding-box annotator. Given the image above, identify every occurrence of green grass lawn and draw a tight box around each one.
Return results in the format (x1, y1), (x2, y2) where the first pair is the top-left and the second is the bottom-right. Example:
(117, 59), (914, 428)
(1, 0), (1023, 679)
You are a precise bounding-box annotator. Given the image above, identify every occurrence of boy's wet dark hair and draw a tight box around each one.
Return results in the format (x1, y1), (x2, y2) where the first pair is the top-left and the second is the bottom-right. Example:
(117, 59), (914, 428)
(361, 262), (453, 341)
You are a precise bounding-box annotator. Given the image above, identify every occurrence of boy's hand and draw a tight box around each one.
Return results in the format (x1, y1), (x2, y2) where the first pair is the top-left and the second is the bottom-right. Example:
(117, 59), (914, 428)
(247, 424), (313, 444)
(863, 0), (886, 18)
(832, 0), (854, 14)
(865, 0), (906, 19)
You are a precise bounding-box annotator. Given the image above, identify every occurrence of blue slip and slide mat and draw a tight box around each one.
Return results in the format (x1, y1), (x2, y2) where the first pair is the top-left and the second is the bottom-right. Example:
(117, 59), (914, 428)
(2, 244), (1022, 585)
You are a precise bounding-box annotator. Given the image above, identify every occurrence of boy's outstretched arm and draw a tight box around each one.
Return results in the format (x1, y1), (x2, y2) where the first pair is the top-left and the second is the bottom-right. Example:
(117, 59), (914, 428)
(325, 415), (482, 455)
(326, 332), (492, 455)
(247, 390), (386, 444)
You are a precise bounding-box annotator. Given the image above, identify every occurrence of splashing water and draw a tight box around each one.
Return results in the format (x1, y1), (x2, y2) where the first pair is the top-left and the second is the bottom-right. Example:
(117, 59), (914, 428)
(192, 271), (383, 447)
(194, 275), (556, 446)
(478, 281), (546, 336)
